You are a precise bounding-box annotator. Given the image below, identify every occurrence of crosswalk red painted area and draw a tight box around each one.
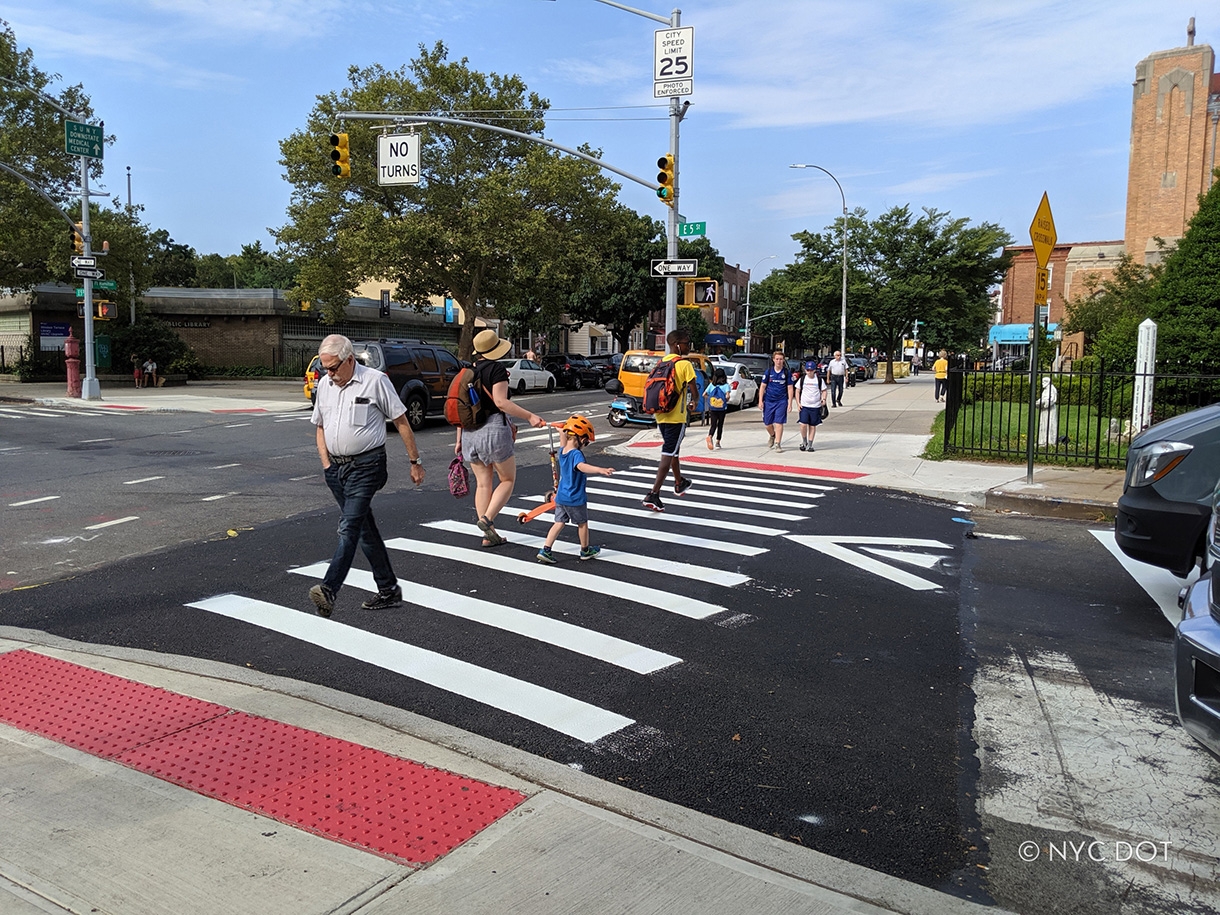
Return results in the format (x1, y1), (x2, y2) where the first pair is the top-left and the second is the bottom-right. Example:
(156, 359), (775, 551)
(624, 443), (868, 479)
(0, 650), (526, 864)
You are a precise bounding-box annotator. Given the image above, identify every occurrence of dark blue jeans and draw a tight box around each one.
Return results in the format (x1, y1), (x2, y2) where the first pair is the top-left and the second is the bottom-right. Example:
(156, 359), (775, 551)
(830, 375), (845, 405)
(322, 451), (396, 596)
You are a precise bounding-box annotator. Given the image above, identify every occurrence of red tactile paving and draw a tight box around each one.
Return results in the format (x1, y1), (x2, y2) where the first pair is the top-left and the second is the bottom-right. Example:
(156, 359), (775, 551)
(682, 455), (869, 479)
(0, 650), (230, 757)
(0, 649), (526, 865)
(114, 712), (367, 801)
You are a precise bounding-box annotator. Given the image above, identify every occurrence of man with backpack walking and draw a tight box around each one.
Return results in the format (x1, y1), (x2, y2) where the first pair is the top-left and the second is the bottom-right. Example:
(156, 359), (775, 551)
(641, 330), (699, 512)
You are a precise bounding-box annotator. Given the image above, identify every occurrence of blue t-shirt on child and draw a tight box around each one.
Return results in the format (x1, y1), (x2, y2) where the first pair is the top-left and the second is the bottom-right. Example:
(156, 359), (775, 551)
(556, 447), (587, 507)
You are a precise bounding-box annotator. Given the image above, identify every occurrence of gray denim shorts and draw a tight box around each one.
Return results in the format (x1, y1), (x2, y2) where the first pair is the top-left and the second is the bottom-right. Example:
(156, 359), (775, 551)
(554, 502), (589, 525)
(464, 415), (515, 465)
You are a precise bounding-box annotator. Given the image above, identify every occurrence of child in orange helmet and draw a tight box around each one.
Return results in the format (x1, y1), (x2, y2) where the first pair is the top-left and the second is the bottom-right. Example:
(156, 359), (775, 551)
(537, 415), (614, 563)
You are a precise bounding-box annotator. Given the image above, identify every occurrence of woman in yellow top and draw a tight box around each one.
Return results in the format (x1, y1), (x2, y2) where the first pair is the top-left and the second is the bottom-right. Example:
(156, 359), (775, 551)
(933, 350), (950, 402)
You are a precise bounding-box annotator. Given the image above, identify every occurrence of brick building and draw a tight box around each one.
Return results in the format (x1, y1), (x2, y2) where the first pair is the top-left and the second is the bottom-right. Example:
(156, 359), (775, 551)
(994, 21), (1219, 359)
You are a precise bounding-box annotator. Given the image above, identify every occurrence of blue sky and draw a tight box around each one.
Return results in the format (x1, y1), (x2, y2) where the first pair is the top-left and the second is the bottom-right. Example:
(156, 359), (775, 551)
(4, 1), (1209, 282)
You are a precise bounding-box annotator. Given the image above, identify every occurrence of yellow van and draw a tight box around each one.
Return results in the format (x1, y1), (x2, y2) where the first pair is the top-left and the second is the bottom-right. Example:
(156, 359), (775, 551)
(607, 350), (711, 427)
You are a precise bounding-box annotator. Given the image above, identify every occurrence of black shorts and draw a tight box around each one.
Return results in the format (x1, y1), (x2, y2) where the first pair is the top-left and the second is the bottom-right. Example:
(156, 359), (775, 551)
(658, 421), (686, 456)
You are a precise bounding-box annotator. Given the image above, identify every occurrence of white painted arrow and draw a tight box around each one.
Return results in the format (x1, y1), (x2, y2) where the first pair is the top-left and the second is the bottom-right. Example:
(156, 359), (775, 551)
(786, 535), (953, 591)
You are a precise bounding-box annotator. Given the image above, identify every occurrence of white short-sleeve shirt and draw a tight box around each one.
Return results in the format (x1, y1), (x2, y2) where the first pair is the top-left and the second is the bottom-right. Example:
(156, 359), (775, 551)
(311, 361), (406, 457)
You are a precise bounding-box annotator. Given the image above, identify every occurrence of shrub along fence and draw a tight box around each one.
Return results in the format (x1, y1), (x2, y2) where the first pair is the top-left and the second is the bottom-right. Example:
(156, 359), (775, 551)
(942, 361), (1220, 468)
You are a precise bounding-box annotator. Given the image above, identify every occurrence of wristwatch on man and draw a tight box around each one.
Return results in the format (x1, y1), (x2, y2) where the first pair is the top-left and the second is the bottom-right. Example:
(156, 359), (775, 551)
(410, 457), (423, 466)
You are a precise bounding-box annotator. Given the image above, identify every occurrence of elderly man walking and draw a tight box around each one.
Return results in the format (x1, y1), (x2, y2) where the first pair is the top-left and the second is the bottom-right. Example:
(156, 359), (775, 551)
(826, 350), (848, 407)
(309, 334), (425, 617)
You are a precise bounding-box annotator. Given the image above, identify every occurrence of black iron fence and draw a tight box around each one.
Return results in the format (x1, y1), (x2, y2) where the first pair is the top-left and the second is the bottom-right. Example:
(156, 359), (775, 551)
(943, 362), (1220, 468)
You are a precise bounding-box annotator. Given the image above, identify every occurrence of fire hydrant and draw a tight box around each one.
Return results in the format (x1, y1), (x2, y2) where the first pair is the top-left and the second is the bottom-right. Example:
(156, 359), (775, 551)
(65, 328), (81, 398)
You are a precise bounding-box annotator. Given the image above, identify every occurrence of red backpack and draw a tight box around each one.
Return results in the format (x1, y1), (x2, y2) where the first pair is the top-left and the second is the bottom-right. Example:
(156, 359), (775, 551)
(642, 357), (686, 414)
(444, 365), (488, 430)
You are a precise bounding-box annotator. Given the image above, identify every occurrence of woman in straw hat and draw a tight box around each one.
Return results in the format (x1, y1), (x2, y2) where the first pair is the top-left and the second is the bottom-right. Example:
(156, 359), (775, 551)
(457, 329), (547, 548)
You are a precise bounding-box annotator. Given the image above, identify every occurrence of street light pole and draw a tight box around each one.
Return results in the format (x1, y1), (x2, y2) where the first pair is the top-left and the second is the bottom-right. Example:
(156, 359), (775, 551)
(742, 253), (777, 353)
(790, 164), (847, 358)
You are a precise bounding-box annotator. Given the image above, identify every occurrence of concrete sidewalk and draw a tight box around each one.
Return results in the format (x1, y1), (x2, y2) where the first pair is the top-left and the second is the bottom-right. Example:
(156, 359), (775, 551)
(606, 373), (1124, 521)
(0, 628), (1003, 915)
(0, 377), (310, 415)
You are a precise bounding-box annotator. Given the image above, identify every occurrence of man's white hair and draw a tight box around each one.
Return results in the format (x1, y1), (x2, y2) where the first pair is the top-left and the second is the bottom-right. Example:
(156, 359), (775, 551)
(318, 334), (353, 361)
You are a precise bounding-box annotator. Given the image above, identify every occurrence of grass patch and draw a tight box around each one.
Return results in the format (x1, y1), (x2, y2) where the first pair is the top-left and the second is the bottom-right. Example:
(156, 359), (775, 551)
(921, 410), (946, 460)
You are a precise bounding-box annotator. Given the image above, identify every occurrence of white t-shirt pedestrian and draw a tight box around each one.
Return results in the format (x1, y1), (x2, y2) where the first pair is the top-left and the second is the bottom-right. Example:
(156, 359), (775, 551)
(797, 371), (826, 408)
(828, 357), (847, 377)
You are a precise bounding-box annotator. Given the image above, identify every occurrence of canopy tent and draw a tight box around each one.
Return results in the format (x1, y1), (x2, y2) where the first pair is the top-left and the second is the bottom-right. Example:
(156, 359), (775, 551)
(988, 323), (1059, 345)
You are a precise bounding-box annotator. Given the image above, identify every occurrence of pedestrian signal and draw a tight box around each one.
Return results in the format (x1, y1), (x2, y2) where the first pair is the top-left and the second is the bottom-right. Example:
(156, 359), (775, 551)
(72, 222), (84, 255)
(656, 153), (675, 207)
(329, 133), (350, 178)
(692, 280), (717, 304)
(94, 299), (114, 320)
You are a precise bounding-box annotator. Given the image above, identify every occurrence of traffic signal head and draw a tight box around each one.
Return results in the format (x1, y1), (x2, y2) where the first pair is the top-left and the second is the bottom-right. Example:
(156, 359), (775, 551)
(94, 299), (114, 320)
(72, 222), (84, 255)
(329, 133), (350, 178)
(656, 153), (674, 207)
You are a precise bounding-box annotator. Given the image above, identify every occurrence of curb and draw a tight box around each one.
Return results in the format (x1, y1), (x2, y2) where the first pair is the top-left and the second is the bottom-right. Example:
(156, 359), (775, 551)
(984, 488), (1118, 522)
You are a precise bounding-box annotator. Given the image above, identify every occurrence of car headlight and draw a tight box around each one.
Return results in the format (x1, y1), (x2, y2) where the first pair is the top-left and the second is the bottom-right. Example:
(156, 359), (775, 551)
(1126, 440), (1193, 488)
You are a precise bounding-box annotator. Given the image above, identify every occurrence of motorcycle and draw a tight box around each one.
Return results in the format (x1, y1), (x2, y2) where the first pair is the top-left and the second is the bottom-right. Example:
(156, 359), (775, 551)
(606, 391), (656, 428)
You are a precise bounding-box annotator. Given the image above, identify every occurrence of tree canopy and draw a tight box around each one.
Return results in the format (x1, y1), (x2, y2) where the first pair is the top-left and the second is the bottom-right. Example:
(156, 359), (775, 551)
(785, 205), (1011, 379)
(275, 42), (625, 359)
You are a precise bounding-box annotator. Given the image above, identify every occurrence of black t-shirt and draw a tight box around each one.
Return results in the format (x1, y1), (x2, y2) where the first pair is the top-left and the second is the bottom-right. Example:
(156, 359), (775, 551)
(475, 359), (509, 416)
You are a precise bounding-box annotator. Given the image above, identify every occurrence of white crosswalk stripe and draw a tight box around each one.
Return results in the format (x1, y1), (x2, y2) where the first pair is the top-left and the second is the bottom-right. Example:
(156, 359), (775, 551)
(496, 506), (769, 556)
(653, 464), (837, 492)
(625, 464), (836, 495)
(384, 537), (726, 620)
(584, 485), (810, 521)
(593, 474), (820, 509)
(425, 519), (752, 586)
(517, 494), (791, 536)
(187, 593), (633, 743)
(289, 563), (681, 674)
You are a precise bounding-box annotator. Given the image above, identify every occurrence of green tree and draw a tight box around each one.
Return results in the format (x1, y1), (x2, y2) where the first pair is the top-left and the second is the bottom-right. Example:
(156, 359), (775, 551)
(567, 210), (664, 352)
(793, 206), (1010, 382)
(148, 229), (198, 287)
(676, 306), (708, 348)
(275, 43), (622, 359)
(1062, 253), (1160, 364)
(0, 20), (103, 290)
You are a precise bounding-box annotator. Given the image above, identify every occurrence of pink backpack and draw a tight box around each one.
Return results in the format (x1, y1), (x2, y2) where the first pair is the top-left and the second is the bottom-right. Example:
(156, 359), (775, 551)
(448, 455), (469, 499)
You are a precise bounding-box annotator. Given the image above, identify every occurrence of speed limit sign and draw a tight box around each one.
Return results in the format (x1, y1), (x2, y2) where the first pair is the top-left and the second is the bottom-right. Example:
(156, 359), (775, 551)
(654, 27), (693, 97)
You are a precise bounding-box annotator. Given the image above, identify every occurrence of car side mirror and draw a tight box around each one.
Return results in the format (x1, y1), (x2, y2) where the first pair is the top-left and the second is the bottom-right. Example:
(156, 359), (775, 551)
(605, 379), (623, 396)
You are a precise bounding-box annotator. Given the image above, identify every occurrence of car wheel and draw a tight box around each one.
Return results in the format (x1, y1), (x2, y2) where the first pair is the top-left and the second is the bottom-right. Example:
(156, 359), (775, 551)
(517, 379), (526, 395)
(573, 375), (582, 391)
(546, 377), (555, 393)
(404, 393), (426, 431)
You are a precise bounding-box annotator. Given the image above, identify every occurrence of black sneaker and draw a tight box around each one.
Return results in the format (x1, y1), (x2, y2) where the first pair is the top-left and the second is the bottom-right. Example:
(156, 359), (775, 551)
(642, 491), (665, 512)
(674, 478), (693, 496)
(309, 584), (336, 618)
(361, 584), (402, 611)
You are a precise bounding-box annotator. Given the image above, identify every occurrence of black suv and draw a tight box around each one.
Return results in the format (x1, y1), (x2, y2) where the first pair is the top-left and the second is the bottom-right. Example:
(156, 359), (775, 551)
(350, 339), (461, 431)
(541, 353), (600, 390)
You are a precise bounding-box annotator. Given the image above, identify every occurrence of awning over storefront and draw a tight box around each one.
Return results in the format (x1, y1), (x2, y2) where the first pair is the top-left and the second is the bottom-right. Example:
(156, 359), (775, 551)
(988, 323), (1058, 344)
(704, 333), (732, 346)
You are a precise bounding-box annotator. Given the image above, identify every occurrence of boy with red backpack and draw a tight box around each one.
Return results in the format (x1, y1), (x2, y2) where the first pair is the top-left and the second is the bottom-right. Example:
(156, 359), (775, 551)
(641, 330), (699, 512)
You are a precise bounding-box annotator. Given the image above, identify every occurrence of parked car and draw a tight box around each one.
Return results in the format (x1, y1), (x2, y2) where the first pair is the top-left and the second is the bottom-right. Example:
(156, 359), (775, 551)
(1116, 402), (1220, 576)
(847, 355), (873, 381)
(541, 353), (601, 390)
(303, 354), (324, 403)
(1173, 476), (1220, 757)
(715, 362), (759, 409)
(348, 339), (462, 431)
(497, 358), (555, 394)
(729, 352), (776, 377)
(586, 353), (622, 384)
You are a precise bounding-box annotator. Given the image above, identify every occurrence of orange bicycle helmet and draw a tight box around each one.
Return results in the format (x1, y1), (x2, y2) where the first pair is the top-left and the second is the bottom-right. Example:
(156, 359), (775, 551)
(561, 415), (596, 443)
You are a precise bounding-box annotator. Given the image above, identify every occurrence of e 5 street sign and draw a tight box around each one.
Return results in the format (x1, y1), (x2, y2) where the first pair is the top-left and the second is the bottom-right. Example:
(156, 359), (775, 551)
(678, 221), (705, 237)
(65, 120), (104, 160)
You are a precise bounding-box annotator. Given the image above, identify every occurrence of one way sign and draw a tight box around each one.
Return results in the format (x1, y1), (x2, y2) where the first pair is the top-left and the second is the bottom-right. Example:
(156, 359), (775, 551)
(651, 258), (698, 278)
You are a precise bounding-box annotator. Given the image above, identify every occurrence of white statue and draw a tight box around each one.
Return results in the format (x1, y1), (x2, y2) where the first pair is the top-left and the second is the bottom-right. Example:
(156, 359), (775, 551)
(1036, 376), (1059, 447)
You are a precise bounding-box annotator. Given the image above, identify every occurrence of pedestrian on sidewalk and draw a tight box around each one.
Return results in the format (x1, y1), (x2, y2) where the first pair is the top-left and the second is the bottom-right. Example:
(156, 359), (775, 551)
(642, 329), (699, 512)
(131, 354), (143, 388)
(795, 360), (828, 451)
(309, 334), (425, 618)
(537, 416), (614, 564)
(827, 351), (848, 407)
(759, 351), (795, 453)
(911, 353), (921, 375)
(456, 329), (547, 548)
(143, 358), (158, 388)
(703, 367), (731, 450)
(933, 349), (950, 402)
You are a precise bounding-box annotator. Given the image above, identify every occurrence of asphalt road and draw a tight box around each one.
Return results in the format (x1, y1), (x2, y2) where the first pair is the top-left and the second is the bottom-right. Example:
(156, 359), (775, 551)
(2, 390), (1217, 914)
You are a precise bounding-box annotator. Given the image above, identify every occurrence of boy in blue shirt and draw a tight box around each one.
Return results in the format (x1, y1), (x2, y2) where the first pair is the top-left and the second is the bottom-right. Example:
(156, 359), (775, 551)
(537, 415), (615, 563)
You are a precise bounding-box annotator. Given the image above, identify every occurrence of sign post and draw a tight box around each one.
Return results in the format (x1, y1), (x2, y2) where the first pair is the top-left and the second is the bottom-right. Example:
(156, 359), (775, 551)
(1025, 193), (1057, 482)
